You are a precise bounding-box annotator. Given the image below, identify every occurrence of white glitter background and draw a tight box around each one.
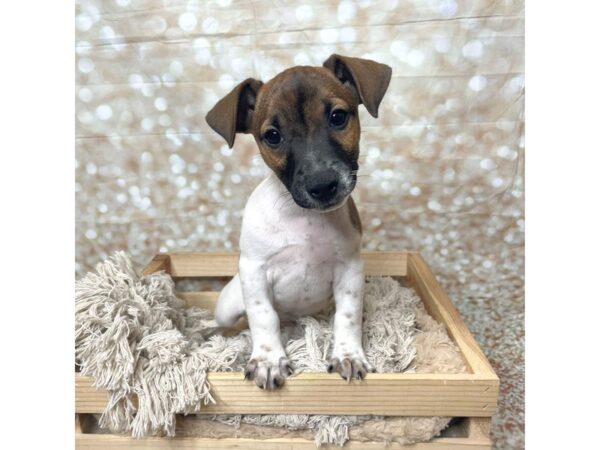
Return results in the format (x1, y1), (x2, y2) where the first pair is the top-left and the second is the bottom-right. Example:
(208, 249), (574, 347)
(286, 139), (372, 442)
(75, 1), (524, 448)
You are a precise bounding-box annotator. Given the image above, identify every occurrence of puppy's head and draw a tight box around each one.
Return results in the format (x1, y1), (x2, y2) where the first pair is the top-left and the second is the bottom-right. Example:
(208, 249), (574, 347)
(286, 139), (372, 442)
(206, 54), (392, 210)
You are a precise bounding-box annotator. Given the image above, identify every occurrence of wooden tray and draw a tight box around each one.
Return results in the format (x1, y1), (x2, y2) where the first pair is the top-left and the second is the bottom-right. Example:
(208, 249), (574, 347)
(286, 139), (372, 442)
(75, 251), (499, 449)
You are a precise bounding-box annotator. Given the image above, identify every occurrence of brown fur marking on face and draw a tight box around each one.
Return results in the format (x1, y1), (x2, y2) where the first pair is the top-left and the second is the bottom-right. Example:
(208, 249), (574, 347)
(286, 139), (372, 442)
(260, 344), (272, 352)
(347, 196), (362, 234)
(344, 312), (353, 319)
(259, 147), (287, 175)
(251, 66), (361, 178)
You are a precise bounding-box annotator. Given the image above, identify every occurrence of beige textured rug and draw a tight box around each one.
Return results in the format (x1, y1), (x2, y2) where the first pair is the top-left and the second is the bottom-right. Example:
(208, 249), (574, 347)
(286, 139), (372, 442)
(76, 252), (466, 446)
(174, 302), (467, 446)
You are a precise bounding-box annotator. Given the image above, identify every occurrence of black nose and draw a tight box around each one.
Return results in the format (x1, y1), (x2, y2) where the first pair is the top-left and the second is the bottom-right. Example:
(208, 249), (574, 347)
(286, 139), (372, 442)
(306, 171), (339, 202)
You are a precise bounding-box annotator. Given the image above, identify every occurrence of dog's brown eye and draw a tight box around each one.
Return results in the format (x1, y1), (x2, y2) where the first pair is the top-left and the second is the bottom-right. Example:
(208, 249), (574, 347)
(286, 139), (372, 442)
(329, 109), (348, 128)
(264, 128), (282, 147)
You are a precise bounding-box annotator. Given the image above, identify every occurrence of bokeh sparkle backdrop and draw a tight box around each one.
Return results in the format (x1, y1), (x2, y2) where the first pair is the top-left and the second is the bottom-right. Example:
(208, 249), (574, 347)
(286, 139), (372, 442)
(75, 1), (524, 448)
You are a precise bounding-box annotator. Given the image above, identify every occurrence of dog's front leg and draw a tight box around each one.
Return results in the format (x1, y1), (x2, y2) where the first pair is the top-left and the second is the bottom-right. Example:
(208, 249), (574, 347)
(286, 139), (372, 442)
(239, 256), (293, 389)
(328, 257), (373, 381)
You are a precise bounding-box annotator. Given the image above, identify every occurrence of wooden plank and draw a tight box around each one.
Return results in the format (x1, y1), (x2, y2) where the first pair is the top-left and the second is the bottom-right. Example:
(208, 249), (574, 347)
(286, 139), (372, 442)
(75, 414), (491, 449)
(75, 434), (491, 449)
(167, 251), (407, 278)
(466, 417), (491, 440)
(75, 414), (82, 435)
(142, 254), (170, 275)
(76, 372), (497, 417)
(177, 291), (219, 309)
(363, 251), (408, 276)
(406, 252), (499, 383)
(169, 252), (238, 277)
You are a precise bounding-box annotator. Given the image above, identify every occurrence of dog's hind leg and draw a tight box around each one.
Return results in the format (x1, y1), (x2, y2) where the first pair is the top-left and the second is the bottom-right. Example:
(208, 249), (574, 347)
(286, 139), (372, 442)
(214, 273), (246, 327)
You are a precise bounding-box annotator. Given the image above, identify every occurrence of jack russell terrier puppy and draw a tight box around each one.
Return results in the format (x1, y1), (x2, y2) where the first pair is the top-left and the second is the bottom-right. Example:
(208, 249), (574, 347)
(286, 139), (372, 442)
(205, 54), (392, 389)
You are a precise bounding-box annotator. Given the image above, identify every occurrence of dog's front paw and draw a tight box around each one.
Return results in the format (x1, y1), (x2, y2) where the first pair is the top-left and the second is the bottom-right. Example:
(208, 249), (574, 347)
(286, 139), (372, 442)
(327, 355), (374, 382)
(244, 356), (294, 390)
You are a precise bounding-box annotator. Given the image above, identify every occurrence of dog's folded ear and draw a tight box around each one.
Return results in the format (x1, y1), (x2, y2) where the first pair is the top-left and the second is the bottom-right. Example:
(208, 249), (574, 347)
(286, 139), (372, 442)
(205, 78), (263, 148)
(323, 54), (392, 118)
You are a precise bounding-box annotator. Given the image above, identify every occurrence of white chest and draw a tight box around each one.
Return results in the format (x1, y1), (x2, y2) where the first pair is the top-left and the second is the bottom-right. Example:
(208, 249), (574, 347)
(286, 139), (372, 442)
(240, 176), (360, 318)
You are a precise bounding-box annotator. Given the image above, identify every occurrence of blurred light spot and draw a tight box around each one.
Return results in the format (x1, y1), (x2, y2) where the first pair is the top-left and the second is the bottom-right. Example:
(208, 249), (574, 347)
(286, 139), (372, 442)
(220, 145), (233, 157)
(202, 17), (219, 33)
(462, 40), (483, 59)
(194, 48), (211, 65)
(510, 74), (525, 92)
(141, 117), (154, 131)
(407, 49), (425, 67)
(390, 40), (408, 59)
(339, 27), (356, 42)
(148, 15), (167, 34)
(77, 111), (93, 124)
(159, 114), (171, 126)
(99, 26), (115, 41)
(76, 14), (92, 32)
(154, 97), (168, 111)
(338, 0), (357, 23)
(468, 75), (487, 92)
(128, 73), (144, 88)
(410, 186), (421, 196)
(162, 73), (176, 87)
(75, 41), (91, 55)
(219, 73), (235, 89)
(78, 58), (94, 73)
(295, 5), (314, 21)
(294, 52), (311, 66)
(178, 12), (197, 32)
(95, 104), (113, 120)
(169, 61), (184, 77)
(479, 158), (496, 170)
(320, 28), (339, 44)
(86, 163), (97, 175)
(85, 229), (97, 239)
(497, 145), (518, 160)
(439, 0), (457, 17)
(434, 36), (451, 53)
(428, 200), (442, 211)
(169, 154), (186, 173)
(78, 88), (93, 103)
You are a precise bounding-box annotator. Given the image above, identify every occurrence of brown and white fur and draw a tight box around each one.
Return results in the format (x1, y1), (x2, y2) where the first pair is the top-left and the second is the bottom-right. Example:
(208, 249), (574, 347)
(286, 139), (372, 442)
(205, 54), (392, 389)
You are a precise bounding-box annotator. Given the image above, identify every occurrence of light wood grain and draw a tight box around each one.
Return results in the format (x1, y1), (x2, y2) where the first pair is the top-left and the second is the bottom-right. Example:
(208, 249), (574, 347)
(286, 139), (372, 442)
(142, 254), (170, 275)
(75, 414), (82, 435)
(75, 434), (491, 450)
(406, 252), (499, 381)
(467, 417), (492, 440)
(75, 415), (491, 450)
(163, 251), (407, 278)
(177, 291), (219, 309)
(76, 371), (497, 416)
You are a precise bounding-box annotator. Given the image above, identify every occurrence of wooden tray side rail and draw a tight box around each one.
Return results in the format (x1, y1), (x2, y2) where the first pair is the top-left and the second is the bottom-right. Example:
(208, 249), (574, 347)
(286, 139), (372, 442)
(75, 415), (492, 450)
